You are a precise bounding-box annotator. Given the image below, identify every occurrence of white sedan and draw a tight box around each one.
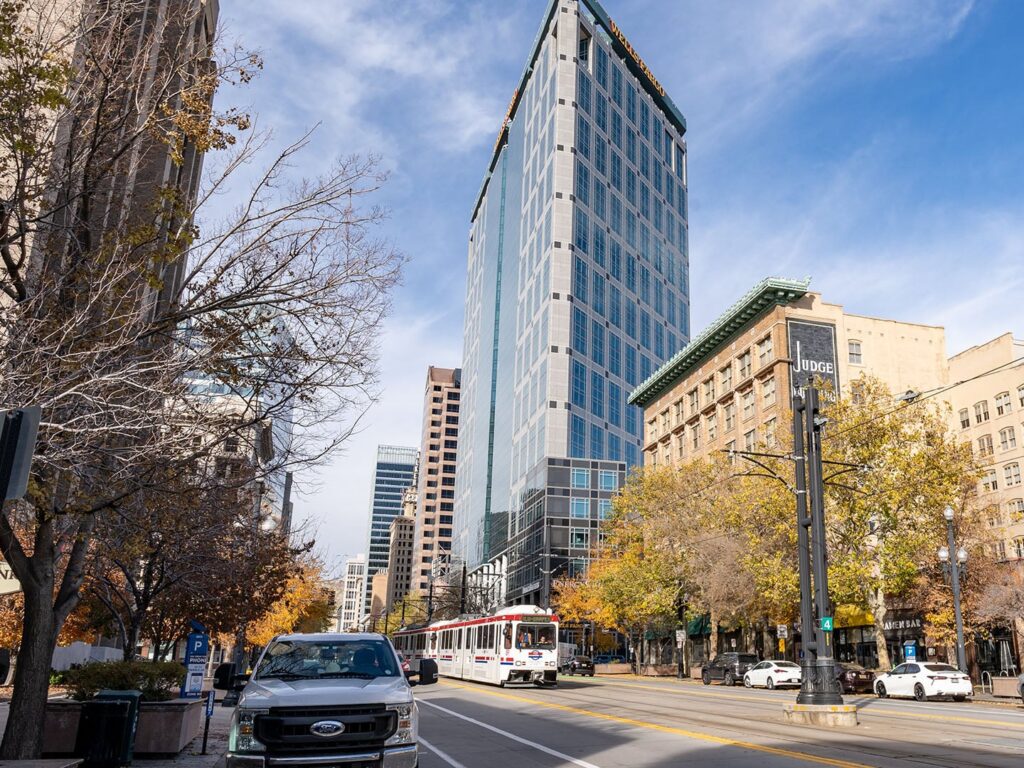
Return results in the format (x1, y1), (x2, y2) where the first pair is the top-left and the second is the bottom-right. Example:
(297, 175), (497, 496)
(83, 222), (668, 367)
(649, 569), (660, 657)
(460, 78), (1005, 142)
(874, 662), (972, 701)
(743, 660), (802, 689)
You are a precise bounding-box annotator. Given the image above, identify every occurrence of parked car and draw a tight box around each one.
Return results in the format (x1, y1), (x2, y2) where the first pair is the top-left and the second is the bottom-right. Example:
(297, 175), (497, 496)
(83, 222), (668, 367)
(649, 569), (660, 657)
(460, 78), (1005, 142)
(702, 653), (759, 686)
(874, 662), (972, 702)
(219, 633), (437, 768)
(743, 660), (801, 689)
(561, 656), (595, 677)
(835, 662), (875, 694)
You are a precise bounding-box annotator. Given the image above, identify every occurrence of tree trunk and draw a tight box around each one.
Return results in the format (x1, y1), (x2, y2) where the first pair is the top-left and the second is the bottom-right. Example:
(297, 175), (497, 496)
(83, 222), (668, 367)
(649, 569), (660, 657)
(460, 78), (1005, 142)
(0, 575), (55, 759)
(709, 609), (719, 659)
(867, 591), (890, 670)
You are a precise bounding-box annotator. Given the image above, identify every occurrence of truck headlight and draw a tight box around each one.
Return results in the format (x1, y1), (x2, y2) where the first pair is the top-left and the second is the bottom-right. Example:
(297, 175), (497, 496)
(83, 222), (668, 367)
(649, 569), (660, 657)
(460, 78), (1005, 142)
(386, 701), (416, 746)
(229, 708), (269, 753)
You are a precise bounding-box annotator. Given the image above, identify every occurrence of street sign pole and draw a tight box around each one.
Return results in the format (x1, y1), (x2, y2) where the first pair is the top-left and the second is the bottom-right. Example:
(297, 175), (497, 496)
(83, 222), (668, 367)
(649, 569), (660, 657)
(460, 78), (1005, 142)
(796, 385), (843, 705)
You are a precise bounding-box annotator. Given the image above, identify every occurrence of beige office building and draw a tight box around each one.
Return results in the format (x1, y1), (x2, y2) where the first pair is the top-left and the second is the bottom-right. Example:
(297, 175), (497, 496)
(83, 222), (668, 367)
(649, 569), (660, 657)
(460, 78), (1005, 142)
(383, 487), (418, 612)
(630, 277), (949, 466)
(946, 333), (1024, 563)
(413, 367), (462, 592)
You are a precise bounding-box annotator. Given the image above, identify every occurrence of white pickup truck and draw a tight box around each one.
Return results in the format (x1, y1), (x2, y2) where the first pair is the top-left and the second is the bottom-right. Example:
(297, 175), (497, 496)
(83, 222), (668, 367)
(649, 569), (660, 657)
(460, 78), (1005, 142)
(219, 632), (438, 768)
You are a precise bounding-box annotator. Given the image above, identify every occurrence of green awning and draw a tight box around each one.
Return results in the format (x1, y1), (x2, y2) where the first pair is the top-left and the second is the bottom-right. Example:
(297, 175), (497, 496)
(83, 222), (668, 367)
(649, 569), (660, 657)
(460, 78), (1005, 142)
(687, 615), (711, 637)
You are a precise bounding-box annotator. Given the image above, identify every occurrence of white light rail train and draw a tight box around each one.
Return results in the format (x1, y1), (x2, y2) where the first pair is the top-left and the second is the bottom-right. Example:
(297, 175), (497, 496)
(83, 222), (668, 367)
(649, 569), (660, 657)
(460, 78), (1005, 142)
(392, 605), (559, 686)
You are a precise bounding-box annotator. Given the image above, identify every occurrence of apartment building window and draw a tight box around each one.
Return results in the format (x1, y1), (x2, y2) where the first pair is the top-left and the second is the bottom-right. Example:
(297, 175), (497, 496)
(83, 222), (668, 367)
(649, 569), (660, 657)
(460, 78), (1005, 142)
(995, 391), (1012, 416)
(974, 401), (990, 424)
(986, 508), (1002, 528)
(848, 340), (863, 365)
(743, 429), (756, 451)
(958, 409), (970, 429)
(571, 468), (589, 489)
(762, 376), (776, 406)
(982, 469), (999, 492)
(691, 424), (701, 451)
(571, 528), (590, 549)
(738, 351), (752, 380)
(1015, 537), (1024, 560)
(646, 418), (657, 442)
(688, 388), (699, 414)
(707, 413), (718, 441)
(571, 498), (590, 518)
(991, 541), (1007, 561)
(1008, 498), (1024, 520)
(672, 400), (684, 424)
(764, 417), (777, 447)
(1005, 462), (1022, 487)
(725, 440), (736, 462)
(703, 377), (716, 404)
(1019, 384), (1024, 408)
(977, 434), (994, 457)
(1000, 427), (1017, 451)
(724, 401), (736, 432)
(757, 336), (774, 368)
(598, 499), (612, 519)
(741, 389), (755, 421)
(599, 470), (618, 491)
(719, 365), (732, 392)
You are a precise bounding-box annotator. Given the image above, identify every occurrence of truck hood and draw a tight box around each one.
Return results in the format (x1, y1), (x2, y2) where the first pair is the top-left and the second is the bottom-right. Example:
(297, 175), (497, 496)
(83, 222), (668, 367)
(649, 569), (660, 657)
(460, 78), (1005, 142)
(239, 675), (412, 709)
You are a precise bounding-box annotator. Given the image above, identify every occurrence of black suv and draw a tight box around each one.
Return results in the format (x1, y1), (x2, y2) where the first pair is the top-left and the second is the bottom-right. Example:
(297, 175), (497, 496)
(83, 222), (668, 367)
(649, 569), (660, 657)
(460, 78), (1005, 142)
(701, 653), (759, 686)
(562, 656), (595, 677)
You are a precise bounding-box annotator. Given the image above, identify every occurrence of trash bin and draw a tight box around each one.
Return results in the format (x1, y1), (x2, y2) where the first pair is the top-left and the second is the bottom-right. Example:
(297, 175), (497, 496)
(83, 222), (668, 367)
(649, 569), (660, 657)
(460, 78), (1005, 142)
(75, 689), (141, 768)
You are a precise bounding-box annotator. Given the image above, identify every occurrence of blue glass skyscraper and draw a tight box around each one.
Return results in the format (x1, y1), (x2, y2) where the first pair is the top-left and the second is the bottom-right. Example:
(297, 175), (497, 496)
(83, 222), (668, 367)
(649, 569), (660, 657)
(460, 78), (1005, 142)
(455, 0), (690, 605)
(363, 444), (418, 616)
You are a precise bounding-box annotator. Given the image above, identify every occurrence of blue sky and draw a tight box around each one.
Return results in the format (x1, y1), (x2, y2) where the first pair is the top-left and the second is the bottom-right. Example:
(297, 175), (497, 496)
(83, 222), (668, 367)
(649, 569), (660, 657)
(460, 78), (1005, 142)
(214, 0), (1024, 572)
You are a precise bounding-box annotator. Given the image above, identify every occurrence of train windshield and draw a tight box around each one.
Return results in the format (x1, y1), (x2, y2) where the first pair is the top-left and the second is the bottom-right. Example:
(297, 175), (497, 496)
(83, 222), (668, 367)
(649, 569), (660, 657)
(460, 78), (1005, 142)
(516, 623), (556, 650)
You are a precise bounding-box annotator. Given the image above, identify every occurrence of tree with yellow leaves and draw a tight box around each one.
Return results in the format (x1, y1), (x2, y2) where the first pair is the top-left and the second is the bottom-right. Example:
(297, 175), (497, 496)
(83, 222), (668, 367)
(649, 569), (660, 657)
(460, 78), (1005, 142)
(247, 559), (333, 647)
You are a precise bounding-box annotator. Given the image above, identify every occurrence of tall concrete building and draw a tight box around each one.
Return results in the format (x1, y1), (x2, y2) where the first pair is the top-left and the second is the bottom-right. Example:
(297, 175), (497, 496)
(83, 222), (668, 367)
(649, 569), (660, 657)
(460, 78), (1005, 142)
(631, 278), (949, 467)
(413, 367), (462, 592)
(337, 555), (366, 631)
(383, 486), (418, 612)
(363, 445), (418, 615)
(946, 333), (1024, 564)
(455, 0), (690, 606)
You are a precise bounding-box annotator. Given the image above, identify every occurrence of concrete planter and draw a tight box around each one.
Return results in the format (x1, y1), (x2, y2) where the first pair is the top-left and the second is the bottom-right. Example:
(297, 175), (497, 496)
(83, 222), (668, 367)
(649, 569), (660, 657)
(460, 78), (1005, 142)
(991, 676), (1020, 698)
(43, 697), (204, 758)
(593, 662), (632, 675)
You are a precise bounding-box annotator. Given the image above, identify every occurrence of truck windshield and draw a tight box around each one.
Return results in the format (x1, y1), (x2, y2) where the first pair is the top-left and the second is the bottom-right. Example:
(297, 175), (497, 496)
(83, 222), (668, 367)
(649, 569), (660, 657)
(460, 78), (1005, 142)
(516, 624), (556, 650)
(256, 639), (399, 680)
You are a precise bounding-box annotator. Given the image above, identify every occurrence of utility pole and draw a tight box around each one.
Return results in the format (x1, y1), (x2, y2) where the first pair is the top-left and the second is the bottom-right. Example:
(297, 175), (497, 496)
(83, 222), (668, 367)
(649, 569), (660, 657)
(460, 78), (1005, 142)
(427, 581), (434, 621)
(459, 563), (468, 615)
(794, 384), (843, 705)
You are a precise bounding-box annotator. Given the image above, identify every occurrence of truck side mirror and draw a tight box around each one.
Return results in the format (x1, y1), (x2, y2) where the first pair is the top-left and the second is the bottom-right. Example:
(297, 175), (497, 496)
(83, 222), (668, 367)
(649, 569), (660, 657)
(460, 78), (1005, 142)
(213, 663), (236, 691)
(417, 659), (438, 687)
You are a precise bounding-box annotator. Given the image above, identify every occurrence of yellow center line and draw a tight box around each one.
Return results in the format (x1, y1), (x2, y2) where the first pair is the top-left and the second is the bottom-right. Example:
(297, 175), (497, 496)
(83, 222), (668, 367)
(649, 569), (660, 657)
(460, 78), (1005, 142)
(576, 678), (1024, 729)
(438, 681), (871, 768)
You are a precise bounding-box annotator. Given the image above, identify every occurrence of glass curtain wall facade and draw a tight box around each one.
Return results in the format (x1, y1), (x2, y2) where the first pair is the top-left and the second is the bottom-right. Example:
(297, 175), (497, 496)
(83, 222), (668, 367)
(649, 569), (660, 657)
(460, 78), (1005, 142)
(363, 445), (418, 615)
(455, 0), (690, 604)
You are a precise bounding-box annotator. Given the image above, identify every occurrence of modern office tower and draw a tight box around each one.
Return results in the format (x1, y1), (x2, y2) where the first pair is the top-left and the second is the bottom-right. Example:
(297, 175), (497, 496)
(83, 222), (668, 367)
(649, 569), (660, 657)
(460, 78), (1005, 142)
(338, 554), (366, 631)
(413, 367), (462, 592)
(455, 0), (690, 606)
(363, 445), (418, 615)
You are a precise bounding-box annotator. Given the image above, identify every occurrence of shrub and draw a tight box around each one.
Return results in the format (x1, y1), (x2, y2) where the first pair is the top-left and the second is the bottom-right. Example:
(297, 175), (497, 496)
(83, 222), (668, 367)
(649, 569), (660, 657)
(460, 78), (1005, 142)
(64, 660), (185, 702)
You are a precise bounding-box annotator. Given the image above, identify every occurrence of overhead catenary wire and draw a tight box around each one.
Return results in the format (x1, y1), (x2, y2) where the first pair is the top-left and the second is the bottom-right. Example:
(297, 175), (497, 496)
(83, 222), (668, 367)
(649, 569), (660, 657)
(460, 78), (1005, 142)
(820, 354), (1024, 444)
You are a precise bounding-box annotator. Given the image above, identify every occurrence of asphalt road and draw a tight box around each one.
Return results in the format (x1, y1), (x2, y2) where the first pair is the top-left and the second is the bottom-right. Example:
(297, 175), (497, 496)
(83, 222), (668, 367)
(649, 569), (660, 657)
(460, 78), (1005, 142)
(414, 675), (1024, 768)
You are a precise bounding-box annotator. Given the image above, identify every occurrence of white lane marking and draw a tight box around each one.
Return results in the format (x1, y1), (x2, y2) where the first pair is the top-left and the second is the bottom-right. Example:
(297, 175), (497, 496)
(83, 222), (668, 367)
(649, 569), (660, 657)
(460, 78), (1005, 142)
(419, 698), (603, 768)
(420, 736), (471, 768)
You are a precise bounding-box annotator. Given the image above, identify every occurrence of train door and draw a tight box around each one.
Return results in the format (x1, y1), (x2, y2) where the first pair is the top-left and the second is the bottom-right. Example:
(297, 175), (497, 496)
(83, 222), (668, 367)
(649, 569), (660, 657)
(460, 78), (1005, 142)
(461, 626), (474, 679)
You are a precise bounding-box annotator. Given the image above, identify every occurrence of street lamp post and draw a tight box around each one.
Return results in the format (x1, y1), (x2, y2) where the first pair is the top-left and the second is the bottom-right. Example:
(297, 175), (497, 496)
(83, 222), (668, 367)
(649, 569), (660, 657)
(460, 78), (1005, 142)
(938, 506), (968, 673)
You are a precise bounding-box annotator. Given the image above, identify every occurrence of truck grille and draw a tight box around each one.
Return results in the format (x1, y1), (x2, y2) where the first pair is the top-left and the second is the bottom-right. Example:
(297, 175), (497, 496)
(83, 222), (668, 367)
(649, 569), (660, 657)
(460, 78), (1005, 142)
(256, 704), (396, 755)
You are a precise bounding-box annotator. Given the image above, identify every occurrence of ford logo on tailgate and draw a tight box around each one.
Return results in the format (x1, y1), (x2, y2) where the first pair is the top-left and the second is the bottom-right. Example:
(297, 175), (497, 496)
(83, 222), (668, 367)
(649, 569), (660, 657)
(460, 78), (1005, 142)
(310, 720), (346, 737)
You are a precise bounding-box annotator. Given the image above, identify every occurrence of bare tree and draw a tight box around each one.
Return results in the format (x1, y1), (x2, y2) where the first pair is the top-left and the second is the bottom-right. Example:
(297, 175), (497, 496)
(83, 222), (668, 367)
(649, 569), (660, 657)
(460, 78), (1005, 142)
(0, 0), (402, 756)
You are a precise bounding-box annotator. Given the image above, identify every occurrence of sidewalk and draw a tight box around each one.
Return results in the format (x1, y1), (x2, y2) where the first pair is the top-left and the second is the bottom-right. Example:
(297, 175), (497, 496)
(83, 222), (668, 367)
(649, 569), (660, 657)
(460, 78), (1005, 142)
(0, 701), (232, 768)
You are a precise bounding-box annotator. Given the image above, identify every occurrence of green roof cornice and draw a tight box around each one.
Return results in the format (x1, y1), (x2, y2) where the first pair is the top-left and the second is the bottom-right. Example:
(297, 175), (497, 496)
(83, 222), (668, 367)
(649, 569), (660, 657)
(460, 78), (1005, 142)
(628, 277), (811, 408)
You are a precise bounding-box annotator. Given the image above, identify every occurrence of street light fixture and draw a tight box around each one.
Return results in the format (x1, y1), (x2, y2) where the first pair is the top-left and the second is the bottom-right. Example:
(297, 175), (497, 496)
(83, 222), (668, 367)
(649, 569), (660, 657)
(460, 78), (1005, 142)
(938, 505), (968, 673)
